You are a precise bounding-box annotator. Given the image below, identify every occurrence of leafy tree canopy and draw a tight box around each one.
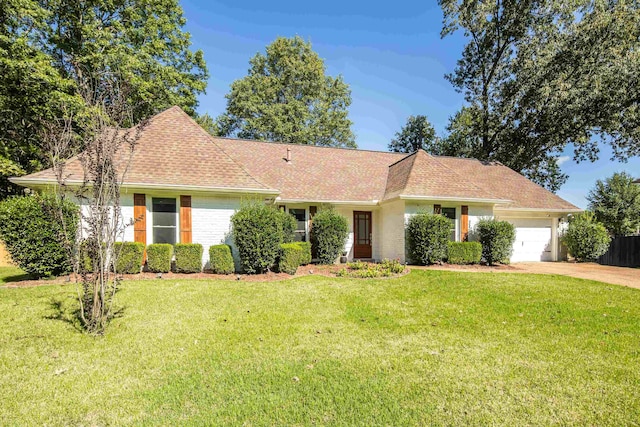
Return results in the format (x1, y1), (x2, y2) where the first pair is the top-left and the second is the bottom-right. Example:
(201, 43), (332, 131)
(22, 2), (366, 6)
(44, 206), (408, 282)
(217, 36), (356, 148)
(438, 0), (640, 191)
(587, 172), (640, 236)
(388, 115), (437, 153)
(0, 0), (208, 199)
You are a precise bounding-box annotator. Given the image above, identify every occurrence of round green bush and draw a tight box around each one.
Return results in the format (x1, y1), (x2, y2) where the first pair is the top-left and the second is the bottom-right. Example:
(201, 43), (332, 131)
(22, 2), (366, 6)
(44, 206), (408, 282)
(113, 242), (145, 274)
(476, 219), (516, 265)
(311, 209), (349, 264)
(406, 212), (450, 265)
(562, 213), (611, 261)
(0, 193), (78, 278)
(231, 201), (283, 273)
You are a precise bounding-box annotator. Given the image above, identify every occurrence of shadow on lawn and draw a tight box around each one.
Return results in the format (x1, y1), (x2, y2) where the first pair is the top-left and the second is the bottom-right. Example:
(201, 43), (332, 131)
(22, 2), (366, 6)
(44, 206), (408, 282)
(45, 297), (126, 333)
(1, 272), (33, 283)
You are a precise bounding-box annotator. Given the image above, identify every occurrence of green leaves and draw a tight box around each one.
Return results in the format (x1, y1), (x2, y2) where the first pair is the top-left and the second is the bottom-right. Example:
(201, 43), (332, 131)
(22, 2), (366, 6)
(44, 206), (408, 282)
(388, 115), (437, 153)
(0, 0), (208, 198)
(217, 36), (355, 148)
(562, 212), (611, 261)
(439, 0), (640, 191)
(587, 172), (640, 237)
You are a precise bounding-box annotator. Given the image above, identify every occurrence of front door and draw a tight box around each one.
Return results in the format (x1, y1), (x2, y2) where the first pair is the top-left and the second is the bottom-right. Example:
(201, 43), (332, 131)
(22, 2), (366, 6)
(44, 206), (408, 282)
(353, 211), (372, 259)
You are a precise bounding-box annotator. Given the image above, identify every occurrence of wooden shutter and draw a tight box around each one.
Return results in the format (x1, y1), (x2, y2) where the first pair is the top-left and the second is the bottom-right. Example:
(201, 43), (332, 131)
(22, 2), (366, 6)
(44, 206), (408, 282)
(433, 204), (441, 215)
(309, 206), (317, 217)
(309, 206), (318, 257)
(461, 205), (469, 241)
(134, 194), (146, 245)
(180, 195), (192, 243)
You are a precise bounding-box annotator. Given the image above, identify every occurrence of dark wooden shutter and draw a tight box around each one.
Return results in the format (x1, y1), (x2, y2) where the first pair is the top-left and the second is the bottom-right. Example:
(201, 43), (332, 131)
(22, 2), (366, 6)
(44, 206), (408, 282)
(433, 204), (441, 215)
(134, 194), (146, 245)
(309, 206), (318, 256)
(134, 194), (146, 261)
(180, 195), (192, 243)
(461, 205), (469, 241)
(309, 206), (317, 217)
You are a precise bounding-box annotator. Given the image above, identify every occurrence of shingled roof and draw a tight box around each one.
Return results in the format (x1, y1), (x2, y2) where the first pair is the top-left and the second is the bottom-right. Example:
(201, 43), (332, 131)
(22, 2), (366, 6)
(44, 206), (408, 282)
(13, 106), (580, 211)
(12, 107), (275, 193)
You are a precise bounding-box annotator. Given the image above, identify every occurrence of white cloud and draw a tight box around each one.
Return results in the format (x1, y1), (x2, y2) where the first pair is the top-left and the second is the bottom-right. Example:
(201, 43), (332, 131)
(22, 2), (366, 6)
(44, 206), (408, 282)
(556, 155), (571, 166)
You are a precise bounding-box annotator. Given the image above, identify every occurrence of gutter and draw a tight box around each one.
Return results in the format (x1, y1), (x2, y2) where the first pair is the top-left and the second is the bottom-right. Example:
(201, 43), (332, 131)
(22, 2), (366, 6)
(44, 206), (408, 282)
(9, 177), (280, 196)
(274, 197), (380, 206)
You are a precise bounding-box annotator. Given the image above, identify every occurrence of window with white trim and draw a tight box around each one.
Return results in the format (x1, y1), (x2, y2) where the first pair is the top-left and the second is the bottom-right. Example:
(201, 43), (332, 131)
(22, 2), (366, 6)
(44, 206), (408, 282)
(152, 197), (177, 244)
(441, 207), (456, 241)
(288, 208), (307, 242)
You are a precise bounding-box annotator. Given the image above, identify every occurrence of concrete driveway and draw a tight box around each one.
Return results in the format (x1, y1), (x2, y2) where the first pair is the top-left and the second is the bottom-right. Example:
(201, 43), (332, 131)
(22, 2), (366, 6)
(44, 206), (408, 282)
(512, 262), (640, 289)
(417, 262), (640, 289)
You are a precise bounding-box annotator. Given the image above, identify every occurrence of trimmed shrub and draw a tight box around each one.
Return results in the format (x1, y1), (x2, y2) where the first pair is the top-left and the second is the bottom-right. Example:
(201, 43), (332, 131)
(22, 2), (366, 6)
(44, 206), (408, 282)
(209, 244), (235, 274)
(0, 193), (78, 278)
(278, 243), (303, 275)
(311, 209), (349, 264)
(447, 241), (482, 265)
(113, 242), (145, 274)
(562, 213), (611, 261)
(231, 201), (283, 273)
(276, 209), (297, 243)
(174, 243), (203, 273)
(147, 244), (173, 273)
(295, 241), (312, 265)
(406, 213), (450, 265)
(476, 219), (516, 265)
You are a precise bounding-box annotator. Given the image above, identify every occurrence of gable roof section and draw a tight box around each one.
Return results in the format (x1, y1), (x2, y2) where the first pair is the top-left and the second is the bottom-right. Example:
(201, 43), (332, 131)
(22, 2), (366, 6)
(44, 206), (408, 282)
(435, 156), (580, 210)
(217, 138), (406, 202)
(13, 106), (580, 211)
(384, 151), (504, 202)
(13, 107), (275, 194)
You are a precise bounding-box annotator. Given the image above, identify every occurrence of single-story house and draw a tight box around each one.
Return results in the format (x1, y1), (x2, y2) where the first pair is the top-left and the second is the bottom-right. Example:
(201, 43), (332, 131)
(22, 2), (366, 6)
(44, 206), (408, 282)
(11, 106), (581, 265)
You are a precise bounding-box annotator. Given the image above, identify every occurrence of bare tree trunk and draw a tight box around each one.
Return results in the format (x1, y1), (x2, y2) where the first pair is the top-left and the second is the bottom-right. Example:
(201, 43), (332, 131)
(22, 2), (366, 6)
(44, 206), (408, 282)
(44, 70), (146, 334)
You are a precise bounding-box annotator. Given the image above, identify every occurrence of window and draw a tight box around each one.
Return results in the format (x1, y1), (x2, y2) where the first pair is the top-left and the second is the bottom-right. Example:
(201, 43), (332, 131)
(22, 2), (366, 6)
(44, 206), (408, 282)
(152, 198), (177, 245)
(441, 207), (456, 241)
(288, 208), (306, 242)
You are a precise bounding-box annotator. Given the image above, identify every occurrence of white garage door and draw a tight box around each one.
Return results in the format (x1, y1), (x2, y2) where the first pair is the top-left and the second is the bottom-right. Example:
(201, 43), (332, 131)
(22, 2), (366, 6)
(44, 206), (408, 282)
(508, 219), (553, 262)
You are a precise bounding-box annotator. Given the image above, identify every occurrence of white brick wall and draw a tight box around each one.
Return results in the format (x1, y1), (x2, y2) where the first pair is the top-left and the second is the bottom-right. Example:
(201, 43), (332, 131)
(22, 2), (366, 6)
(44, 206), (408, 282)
(380, 200), (406, 262)
(191, 195), (241, 268)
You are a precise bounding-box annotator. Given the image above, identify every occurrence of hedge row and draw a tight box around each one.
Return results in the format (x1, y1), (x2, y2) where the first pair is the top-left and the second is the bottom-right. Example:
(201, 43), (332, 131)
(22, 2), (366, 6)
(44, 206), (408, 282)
(447, 242), (482, 265)
(209, 244), (234, 274)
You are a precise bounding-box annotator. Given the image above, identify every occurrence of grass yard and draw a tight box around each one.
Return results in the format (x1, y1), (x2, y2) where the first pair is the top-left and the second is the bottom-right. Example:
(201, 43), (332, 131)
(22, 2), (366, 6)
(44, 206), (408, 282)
(1, 268), (639, 425)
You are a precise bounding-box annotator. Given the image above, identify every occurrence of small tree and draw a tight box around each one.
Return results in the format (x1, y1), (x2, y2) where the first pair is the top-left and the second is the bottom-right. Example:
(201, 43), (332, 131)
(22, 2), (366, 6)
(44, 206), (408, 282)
(406, 213), (450, 265)
(311, 209), (349, 264)
(43, 73), (146, 334)
(562, 212), (611, 262)
(476, 219), (516, 265)
(587, 172), (640, 237)
(0, 193), (78, 277)
(231, 201), (283, 273)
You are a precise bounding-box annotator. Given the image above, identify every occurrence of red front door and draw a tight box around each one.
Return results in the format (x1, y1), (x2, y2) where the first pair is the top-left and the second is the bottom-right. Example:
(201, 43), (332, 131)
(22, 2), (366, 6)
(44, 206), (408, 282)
(353, 211), (372, 259)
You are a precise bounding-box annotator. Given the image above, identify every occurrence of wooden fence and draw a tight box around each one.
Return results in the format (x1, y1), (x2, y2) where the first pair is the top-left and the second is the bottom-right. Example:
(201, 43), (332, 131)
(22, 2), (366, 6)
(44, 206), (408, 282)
(597, 236), (640, 268)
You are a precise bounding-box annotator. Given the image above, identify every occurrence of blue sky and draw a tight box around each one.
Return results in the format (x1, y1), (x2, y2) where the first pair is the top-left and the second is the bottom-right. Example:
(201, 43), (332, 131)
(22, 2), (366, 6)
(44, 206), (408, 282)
(181, 0), (639, 209)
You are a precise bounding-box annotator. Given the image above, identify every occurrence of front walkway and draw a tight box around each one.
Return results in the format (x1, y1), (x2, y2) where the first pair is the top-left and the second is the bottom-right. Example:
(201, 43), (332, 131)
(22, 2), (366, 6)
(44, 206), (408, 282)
(415, 262), (640, 289)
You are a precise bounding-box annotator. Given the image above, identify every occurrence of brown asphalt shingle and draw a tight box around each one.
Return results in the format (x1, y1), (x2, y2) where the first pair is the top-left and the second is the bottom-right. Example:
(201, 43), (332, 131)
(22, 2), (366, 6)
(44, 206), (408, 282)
(21, 107), (272, 192)
(16, 106), (579, 211)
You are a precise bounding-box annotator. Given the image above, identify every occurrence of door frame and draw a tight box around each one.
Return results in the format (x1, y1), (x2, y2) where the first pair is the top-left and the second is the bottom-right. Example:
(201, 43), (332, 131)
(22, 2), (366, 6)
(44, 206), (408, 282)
(353, 211), (372, 259)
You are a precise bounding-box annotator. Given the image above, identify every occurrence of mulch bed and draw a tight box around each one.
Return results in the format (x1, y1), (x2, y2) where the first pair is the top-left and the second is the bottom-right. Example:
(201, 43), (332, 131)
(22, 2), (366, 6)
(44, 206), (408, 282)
(2, 262), (512, 288)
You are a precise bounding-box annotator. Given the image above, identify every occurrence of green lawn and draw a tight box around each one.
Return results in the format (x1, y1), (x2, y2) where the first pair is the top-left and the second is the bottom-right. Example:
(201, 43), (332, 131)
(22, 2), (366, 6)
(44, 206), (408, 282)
(1, 268), (638, 426)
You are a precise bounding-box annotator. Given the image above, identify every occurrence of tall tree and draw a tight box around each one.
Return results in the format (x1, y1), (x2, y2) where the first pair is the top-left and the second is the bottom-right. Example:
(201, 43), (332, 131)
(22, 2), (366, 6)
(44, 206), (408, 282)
(587, 172), (640, 237)
(439, 0), (640, 191)
(388, 115), (437, 153)
(217, 36), (356, 147)
(0, 0), (208, 199)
